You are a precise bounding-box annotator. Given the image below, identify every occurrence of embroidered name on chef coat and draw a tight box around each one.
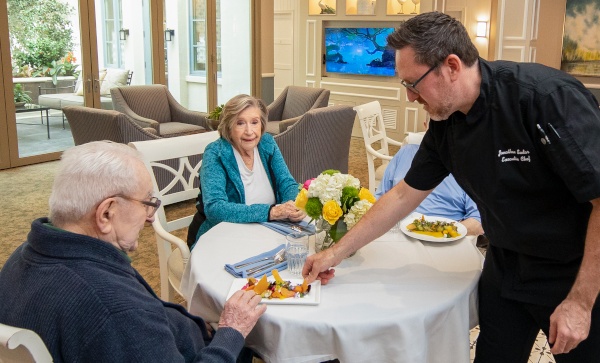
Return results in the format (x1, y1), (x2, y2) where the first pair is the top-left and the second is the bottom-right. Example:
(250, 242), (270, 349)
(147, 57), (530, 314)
(498, 148), (531, 162)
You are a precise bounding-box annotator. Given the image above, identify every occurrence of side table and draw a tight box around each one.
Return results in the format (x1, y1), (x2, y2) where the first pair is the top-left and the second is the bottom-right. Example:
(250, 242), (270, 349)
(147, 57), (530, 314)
(15, 104), (51, 139)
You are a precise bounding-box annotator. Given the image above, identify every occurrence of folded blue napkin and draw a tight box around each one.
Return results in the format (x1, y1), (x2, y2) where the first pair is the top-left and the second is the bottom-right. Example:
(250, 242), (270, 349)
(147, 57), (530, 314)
(259, 220), (316, 236)
(224, 244), (288, 278)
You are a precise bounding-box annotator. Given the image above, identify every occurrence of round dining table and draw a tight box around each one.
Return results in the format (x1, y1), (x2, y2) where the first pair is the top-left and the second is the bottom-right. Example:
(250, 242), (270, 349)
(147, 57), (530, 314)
(181, 221), (483, 363)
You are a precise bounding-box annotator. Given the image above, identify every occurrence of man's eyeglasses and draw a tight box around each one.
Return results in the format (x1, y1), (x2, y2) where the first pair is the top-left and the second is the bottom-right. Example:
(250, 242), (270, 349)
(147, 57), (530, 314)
(400, 64), (438, 94)
(112, 194), (162, 218)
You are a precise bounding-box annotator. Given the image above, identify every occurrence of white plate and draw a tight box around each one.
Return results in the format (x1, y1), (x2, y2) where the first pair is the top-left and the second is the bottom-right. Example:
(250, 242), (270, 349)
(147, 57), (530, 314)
(400, 215), (466, 243)
(226, 278), (321, 305)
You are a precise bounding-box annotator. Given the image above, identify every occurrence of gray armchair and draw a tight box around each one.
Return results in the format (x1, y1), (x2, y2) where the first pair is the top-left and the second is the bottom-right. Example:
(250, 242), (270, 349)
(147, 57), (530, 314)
(111, 85), (209, 137)
(63, 106), (160, 145)
(274, 105), (356, 182)
(266, 86), (330, 134)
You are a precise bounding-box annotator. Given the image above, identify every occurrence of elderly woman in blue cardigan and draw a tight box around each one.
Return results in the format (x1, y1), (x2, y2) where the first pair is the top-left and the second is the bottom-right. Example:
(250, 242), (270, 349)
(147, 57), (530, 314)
(187, 94), (304, 247)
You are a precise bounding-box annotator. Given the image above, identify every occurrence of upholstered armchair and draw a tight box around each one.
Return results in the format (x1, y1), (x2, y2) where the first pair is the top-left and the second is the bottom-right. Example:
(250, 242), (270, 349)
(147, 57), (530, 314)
(63, 106), (160, 145)
(111, 85), (209, 137)
(274, 105), (356, 182)
(266, 86), (330, 135)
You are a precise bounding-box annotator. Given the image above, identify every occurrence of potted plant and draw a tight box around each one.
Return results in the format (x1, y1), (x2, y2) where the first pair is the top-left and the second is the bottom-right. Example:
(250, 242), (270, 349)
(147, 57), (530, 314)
(208, 104), (224, 131)
(13, 83), (32, 107)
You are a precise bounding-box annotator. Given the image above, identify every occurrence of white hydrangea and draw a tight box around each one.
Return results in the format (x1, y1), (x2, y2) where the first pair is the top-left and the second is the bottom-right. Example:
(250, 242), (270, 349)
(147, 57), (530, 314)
(344, 200), (373, 229)
(308, 173), (340, 205)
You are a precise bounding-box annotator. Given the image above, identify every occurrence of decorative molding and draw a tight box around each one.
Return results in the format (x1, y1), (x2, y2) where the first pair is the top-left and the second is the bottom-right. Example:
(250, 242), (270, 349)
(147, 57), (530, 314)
(503, 46), (526, 62)
(320, 81), (401, 100)
(529, 47), (537, 63)
(306, 20), (316, 77)
(530, 0), (539, 40)
(504, 0), (530, 41)
(306, 80), (316, 87)
(404, 107), (420, 133)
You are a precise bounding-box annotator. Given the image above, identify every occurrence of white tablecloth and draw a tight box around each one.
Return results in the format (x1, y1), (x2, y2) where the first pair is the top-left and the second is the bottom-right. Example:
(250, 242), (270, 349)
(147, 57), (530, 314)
(181, 222), (483, 363)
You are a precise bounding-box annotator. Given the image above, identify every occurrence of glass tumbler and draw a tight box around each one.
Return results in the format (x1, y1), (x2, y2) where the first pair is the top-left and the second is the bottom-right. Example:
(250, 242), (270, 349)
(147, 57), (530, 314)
(285, 232), (309, 276)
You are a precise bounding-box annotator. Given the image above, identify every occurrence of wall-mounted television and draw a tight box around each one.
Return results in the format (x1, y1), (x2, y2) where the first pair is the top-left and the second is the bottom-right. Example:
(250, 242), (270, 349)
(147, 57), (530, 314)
(324, 27), (396, 77)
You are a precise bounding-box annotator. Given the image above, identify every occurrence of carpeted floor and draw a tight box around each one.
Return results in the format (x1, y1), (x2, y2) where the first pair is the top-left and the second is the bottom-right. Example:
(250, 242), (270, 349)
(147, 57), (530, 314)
(0, 137), (380, 299)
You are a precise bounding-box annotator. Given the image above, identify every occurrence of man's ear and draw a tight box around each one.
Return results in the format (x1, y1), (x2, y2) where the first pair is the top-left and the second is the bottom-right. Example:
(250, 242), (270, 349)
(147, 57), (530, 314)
(445, 54), (462, 81)
(95, 197), (115, 235)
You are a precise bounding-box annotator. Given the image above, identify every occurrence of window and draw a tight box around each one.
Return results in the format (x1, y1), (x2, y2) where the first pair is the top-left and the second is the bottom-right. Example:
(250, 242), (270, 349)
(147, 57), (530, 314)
(190, 0), (221, 75)
(102, 0), (124, 68)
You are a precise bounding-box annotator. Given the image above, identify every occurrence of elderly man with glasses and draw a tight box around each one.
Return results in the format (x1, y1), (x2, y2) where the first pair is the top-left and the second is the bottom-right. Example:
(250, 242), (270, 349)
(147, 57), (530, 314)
(0, 141), (265, 363)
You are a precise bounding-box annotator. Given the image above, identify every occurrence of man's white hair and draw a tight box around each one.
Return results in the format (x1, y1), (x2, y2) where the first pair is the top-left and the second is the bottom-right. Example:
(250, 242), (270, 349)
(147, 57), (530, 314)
(49, 141), (146, 226)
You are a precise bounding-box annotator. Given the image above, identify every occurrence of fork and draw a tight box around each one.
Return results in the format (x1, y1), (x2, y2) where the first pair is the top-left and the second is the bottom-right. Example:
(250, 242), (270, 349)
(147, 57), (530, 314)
(246, 250), (286, 275)
(234, 248), (285, 269)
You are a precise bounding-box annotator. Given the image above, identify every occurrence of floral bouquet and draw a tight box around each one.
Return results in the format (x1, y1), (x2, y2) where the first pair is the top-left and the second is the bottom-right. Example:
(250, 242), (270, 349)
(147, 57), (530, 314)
(294, 170), (375, 253)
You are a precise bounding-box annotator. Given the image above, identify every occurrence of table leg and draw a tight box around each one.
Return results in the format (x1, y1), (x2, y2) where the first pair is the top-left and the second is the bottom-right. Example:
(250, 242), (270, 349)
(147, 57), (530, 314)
(45, 109), (50, 139)
(40, 109), (44, 124)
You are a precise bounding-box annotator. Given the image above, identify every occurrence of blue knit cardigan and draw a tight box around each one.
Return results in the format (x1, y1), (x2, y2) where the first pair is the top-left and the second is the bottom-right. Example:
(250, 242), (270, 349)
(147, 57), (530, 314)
(197, 133), (299, 239)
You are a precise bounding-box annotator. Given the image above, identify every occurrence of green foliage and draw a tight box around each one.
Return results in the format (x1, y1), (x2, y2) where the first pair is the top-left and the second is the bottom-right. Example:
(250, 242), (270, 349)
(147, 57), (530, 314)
(8, 0), (75, 71)
(209, 104), (225, 120)
(13, 83), (32, 103)
(329, 220), (347, 242)
(340, 186), (359, 213)
(321, 169), (340, 176)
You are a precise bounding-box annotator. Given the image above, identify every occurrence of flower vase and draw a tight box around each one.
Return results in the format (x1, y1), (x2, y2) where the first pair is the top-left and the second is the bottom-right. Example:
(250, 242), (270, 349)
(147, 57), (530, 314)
(314, 218), (356, 257)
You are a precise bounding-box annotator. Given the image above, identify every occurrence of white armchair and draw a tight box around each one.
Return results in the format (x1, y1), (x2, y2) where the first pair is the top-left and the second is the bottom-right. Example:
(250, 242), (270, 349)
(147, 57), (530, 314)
(0, 323), (52, 363)
(129, 131), (220, 302)
(354, 101), (403, 194)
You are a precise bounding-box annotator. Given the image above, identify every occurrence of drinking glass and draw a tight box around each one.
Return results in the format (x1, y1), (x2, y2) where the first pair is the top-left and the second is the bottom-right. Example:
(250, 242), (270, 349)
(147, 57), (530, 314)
(389, 220), (402, 233)
(286, 232), (309, 276)
(411, 0), (420, 14)
(396, 0), (407, 14)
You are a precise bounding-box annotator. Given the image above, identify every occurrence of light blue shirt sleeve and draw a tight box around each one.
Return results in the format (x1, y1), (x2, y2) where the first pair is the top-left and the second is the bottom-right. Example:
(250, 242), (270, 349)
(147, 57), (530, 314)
(375, 144), (481, 223)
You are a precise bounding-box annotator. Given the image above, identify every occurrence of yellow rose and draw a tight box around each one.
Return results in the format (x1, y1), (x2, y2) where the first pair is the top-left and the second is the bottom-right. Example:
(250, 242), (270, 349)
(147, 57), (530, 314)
(359, 187), (376, 204)
(295, 188), (308, 210)
(322, 200), (343, 225)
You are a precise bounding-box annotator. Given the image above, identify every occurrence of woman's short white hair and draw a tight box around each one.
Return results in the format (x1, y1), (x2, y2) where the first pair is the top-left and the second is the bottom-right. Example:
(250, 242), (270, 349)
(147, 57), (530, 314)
(49, 141), (145, 226)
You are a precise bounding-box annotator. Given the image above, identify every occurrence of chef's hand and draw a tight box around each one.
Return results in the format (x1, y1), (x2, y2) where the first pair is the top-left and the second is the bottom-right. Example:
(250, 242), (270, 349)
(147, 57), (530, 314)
(548, 298), (591, 355)
(302, 248), (340, 285)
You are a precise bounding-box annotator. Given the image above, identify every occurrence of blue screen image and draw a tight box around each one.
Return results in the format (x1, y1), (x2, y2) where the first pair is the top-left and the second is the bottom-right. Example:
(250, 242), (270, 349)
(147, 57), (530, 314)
(324, 27), (396, 77)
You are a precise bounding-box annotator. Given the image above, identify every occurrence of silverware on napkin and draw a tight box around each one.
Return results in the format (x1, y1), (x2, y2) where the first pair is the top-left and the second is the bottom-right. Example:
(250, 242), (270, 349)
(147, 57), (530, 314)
(234, 248), (285, 269)
(246, 250), (286, 275)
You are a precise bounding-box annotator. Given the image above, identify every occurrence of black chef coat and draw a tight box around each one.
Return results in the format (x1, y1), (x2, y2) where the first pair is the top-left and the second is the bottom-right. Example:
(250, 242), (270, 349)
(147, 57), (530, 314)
(405, 58), (600, 306)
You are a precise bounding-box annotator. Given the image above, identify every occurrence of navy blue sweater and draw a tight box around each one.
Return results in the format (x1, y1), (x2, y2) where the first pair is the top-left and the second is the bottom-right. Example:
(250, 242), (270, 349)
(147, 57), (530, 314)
(0, 218), (244, 362)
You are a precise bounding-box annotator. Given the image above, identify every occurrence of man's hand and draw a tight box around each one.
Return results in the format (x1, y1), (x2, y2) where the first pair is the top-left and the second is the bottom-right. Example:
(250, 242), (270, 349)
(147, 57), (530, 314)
(218, 290), (266, 338)
(302, 248), (341, 284)
(548, 299), (591, 355)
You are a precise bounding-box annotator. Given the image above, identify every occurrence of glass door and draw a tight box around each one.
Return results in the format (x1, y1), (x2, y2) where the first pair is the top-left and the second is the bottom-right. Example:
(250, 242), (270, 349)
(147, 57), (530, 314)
(0, 0), (158, 169)
(215, 0), (252, 107)
(169, 0), (254, 114)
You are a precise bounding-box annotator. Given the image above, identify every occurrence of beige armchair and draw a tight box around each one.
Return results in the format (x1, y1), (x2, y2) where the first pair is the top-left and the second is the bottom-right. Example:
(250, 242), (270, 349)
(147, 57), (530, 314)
(266, 86), (330, 134)
(274, 105), (356, 182)
(63, 106), (160, 145)
(111, 85), (209, 137)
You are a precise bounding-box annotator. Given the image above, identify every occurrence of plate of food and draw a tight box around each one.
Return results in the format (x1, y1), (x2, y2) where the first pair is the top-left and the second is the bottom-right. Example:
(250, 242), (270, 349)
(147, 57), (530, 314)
(226, 270), (321, 305)
(400, 214), (466, 243)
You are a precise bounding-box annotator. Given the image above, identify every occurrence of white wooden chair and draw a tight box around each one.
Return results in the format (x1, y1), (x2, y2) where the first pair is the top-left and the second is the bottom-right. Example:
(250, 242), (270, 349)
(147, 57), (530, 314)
(0, 323), (52, 363)
(129, 131), (220, 302)
(354, 101), (403, 194)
